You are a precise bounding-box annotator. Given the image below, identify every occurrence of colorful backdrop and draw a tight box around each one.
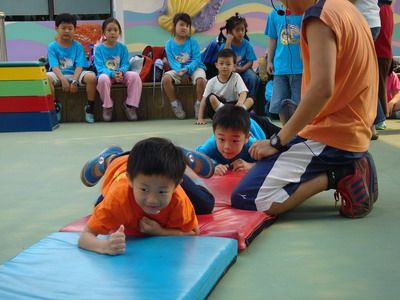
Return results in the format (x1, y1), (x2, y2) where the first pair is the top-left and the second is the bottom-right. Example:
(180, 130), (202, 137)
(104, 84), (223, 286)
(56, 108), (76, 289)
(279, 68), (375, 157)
(4, 0), (400, 61)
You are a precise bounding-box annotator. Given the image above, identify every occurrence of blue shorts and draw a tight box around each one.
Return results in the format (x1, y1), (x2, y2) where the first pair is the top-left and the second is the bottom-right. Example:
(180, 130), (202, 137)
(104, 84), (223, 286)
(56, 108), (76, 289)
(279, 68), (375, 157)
(231, 137), (365, 211)
(269, 74), (302, 114)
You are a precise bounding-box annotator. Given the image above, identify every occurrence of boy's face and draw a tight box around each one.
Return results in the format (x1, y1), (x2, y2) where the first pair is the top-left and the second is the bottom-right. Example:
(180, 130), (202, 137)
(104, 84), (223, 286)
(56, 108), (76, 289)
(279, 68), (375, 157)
(56, 23), (75, 41)
(174, 20), (190, 37)
(130, 173), (177, 215)
(214, 126), (250, 160)
(215, 57), (235, 77)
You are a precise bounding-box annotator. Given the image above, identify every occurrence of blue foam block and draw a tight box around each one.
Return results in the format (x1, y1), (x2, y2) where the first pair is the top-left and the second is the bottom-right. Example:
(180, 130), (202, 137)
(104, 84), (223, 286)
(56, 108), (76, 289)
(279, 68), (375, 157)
(0, 110), (59, 132)
(0, 232), (237, 300)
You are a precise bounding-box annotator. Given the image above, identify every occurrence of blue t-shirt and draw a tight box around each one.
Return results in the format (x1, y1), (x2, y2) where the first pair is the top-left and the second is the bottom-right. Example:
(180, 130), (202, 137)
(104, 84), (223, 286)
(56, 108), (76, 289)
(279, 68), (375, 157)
(47, 40), (88, 75)
(165, 36), (205, 75)
(195, 118), (267, 165)
(265, 79), (273, 101)
(94, 42), (130, 78)
(265, 10), (303, 75)
(220, 39), (257, 67)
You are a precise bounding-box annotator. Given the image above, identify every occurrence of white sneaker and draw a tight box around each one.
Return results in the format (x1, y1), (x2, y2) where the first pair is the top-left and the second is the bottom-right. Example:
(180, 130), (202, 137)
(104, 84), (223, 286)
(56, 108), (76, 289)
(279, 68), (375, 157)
(171, 101), (186, 119)
(194, 101), (200, 119)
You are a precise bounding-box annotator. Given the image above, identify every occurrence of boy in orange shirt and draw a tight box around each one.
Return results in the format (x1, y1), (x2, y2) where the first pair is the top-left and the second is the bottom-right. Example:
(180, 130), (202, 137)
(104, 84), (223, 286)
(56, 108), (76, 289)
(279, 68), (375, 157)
(78, 138), (203, 255)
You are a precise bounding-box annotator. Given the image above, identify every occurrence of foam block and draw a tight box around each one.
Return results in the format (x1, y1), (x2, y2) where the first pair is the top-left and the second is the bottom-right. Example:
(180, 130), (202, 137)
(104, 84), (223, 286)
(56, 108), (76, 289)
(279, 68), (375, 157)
(0, 232), (237, 300)
(0, 79), (51, 97)
(0, 95), (54, 113)
(0, 66), (47, 81)
(61, 171), (276, 250)
(0, 110), (59, 132)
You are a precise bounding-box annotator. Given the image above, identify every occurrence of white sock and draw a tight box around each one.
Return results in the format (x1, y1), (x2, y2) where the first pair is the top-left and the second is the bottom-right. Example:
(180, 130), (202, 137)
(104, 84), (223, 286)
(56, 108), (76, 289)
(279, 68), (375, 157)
(171, 100), (179, 107)
(215, 102), (224, 111)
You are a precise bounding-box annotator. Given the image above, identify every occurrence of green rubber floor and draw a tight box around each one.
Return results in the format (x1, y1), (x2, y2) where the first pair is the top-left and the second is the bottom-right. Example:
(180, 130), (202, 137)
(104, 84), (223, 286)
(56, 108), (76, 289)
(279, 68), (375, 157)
(1, 119), (399, 300)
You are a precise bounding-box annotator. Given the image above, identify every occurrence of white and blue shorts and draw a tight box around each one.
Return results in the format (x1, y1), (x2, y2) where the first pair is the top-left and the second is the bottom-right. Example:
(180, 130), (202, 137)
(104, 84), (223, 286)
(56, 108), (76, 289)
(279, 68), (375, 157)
(231, 137), (366, 211)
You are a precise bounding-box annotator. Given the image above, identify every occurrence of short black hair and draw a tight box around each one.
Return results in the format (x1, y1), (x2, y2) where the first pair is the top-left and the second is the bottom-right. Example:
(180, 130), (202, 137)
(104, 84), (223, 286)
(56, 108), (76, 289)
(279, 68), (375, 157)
(216, 48), (237, 64)
(127, 137), (186, 185)
(172, 13), (192, 34)
(212, 105), (250, 134)
(55, 13), (77, 28)
(102, 17), (122, 34)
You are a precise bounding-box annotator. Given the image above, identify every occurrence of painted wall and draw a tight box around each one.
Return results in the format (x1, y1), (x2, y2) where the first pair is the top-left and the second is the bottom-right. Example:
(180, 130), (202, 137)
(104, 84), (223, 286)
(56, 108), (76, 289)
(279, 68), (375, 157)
(4, 0), (400, 61)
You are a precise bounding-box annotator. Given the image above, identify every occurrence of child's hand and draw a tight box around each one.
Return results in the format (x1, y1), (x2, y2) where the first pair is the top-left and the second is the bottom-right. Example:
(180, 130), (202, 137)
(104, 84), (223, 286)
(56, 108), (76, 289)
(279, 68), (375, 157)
(195, 119), (207, 125)
(231, 159), (254, 172)
(114, 71), (124, 83)
(139, 217), (163, 235)
(70, 81), (78, 93)
(226, 34), (234, 44)
(214, 164), (229, 176)
(105, 225), (126, 255)
(61, 78), (70, 92)
(178, 68), (187, 77)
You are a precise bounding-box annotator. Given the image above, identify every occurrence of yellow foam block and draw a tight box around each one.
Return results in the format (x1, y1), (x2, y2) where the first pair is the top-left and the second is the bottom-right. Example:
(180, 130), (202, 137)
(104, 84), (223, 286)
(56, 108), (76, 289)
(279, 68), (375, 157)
(0, 66), (47, 81)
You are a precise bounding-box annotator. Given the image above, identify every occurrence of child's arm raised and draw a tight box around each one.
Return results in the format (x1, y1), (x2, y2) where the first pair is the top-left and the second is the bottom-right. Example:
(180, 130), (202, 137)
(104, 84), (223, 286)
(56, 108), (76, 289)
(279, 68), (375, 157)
(78, 224), (126, 255)
(139, 217), (199, 236)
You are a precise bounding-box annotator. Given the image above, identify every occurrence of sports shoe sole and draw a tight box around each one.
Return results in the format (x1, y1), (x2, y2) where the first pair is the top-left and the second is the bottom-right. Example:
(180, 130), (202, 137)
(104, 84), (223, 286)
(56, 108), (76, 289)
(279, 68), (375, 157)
(179, 147), (214, 178)
(80, 146), (123, 187)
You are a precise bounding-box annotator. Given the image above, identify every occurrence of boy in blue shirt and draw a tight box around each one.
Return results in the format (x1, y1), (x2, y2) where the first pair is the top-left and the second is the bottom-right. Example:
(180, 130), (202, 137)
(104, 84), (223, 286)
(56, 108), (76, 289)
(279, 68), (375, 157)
(46, 13), (97, 123)
(265, 8), (303, 125)
(196, 105), (280, 176)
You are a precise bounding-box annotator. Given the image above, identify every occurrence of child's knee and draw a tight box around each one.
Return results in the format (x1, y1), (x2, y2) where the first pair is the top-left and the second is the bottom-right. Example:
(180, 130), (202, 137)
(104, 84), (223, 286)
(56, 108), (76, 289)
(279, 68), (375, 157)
(84, 72), (97, 84)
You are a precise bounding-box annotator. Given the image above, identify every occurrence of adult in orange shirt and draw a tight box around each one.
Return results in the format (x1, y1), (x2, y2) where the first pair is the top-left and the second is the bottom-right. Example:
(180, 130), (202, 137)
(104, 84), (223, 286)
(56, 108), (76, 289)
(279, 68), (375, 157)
(78, 138), (199, 255)
(231, 0), (378, 218)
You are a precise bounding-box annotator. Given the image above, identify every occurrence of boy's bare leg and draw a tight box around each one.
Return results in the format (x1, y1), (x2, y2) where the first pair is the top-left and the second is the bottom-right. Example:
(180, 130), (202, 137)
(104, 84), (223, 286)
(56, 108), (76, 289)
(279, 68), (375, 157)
(162, 75), (177, 102)
(209, 95), (222, 110)
(83, 72), (97, 102)
(244, 97), (254, 110)
(47, 75), (56, 98)
(195, 78), (206, 101)
(265, 173), (328, 215)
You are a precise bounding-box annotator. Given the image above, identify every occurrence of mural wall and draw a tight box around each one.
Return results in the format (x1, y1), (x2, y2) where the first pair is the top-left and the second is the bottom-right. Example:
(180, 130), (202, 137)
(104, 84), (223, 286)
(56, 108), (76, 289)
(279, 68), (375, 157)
(4, 0), (400, 61)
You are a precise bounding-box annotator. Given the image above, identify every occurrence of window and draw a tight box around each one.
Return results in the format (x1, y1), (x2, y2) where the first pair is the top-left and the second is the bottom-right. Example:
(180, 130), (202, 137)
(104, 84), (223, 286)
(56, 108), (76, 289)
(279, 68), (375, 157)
(2, 0), (112, 21)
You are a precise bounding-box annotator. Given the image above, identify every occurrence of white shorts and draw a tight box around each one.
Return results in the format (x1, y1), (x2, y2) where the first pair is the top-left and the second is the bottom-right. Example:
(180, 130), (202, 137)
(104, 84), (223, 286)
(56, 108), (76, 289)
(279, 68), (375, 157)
(164, 68), (206, 85)
(46, 70), (94, 86)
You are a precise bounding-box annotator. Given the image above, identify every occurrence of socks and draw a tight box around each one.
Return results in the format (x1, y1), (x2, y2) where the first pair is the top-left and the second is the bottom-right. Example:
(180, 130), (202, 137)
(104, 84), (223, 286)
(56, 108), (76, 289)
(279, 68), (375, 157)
(86, 101), (94, 114)
(171, 100), (179, 108)
(326, 165), (354, 190)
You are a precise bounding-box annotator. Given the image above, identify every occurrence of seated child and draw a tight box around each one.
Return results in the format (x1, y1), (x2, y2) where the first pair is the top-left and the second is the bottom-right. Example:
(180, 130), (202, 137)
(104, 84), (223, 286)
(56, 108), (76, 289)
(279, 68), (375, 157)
(220, 13), (260, 101)
(78, 138), (215, 255)
(196, 105), (280, 176)
(46, 13), (97, 123)
(162, 13), (207, 119)
(95, 17), (142, 122)
(196, 48), (254, 125)
(386, 69), (400, 119)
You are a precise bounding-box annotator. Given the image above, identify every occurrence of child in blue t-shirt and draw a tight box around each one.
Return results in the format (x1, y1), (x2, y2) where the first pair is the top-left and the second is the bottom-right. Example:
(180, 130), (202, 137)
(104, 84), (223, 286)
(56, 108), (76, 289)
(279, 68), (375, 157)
(95, 17), (142, 122)
(195, 105), (280, 176)
(163, 13), (207, 120)
(46, 13), (97, 123)
(220, 13), (260, 100)
(265, 9), (303, 125)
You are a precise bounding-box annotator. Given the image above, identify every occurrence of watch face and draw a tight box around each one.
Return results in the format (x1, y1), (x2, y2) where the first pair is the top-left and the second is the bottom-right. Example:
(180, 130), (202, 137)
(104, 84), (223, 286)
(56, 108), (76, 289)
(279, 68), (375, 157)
(271, 135), (278, 146)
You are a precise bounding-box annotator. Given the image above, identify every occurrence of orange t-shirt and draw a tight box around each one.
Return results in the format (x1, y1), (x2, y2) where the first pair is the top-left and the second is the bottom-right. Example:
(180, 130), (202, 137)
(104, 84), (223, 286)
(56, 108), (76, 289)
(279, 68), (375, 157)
(87, 156), (198, 235)
(298, 0), (378, 152)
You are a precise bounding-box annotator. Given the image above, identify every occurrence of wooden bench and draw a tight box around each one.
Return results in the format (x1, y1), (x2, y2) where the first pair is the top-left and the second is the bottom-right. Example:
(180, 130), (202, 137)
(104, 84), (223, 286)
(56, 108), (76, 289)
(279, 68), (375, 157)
(55, 83), (197, 122)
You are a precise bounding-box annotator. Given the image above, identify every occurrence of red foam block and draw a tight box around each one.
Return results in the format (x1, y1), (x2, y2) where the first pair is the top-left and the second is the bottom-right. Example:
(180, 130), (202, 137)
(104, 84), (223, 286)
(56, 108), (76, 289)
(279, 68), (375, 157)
(0, 95), (54, 113)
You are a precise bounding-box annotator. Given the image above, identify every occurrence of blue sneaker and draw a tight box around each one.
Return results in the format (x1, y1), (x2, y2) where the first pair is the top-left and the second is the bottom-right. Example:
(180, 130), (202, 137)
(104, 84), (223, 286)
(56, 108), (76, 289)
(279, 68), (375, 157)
(84, 105), (95, 123)
(55, 101), (62, 122)
(179, 147), (214, 178)
(80, 146), (124, 187)
(375, 121), (386, 130)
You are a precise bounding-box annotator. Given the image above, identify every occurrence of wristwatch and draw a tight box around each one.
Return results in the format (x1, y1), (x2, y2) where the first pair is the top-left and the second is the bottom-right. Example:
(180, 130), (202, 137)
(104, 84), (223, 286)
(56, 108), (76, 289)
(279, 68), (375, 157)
(270, 133), (286, 151)
(71, 79), (78, 86)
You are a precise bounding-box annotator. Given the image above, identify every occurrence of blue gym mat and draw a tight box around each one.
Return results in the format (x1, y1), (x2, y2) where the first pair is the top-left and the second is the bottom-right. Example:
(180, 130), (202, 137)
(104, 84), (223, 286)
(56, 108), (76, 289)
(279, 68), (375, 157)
(0, 232), (237, 300)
